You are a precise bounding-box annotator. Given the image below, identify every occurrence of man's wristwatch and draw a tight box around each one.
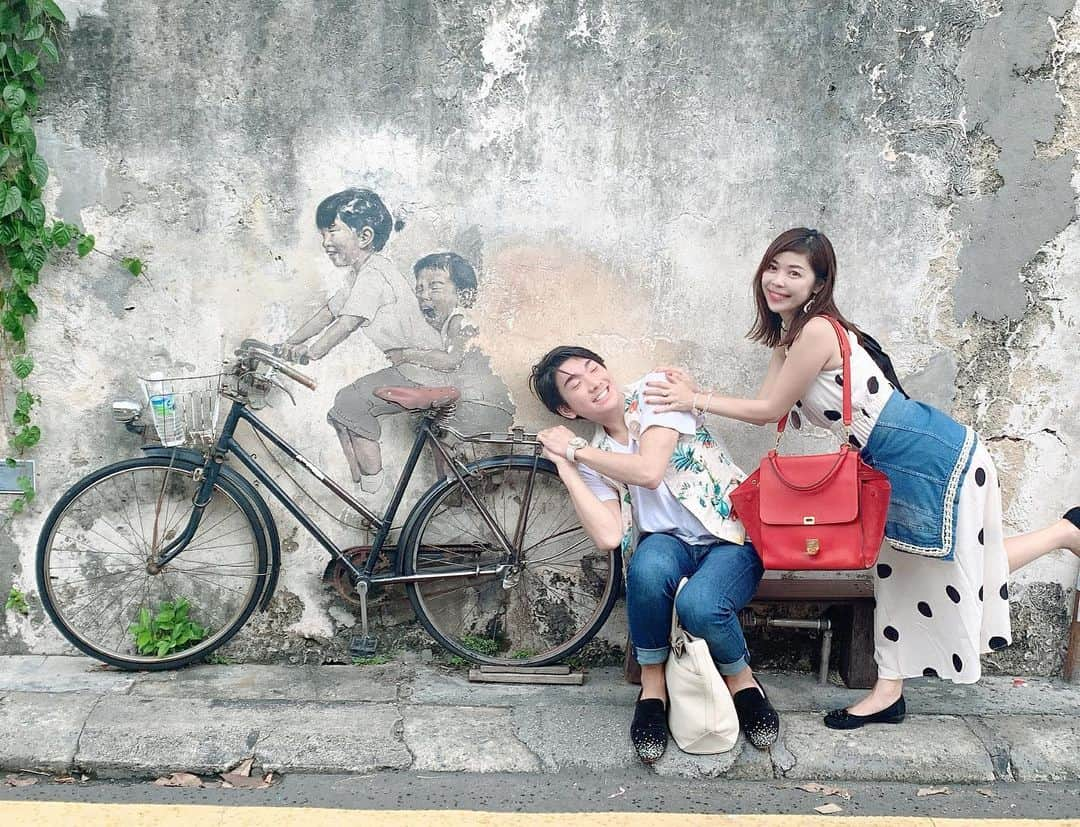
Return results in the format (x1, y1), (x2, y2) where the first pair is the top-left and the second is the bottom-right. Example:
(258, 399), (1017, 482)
(565, 436), (588, 463)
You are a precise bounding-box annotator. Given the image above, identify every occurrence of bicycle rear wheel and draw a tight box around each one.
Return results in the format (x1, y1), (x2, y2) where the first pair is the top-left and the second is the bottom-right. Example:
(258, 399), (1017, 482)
(403, 456), (620, 666)
(36, 457), (268, 670)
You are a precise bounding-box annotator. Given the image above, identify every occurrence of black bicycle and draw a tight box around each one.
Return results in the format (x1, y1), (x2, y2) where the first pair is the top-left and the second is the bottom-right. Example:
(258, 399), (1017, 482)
(35, 340), (620, 670)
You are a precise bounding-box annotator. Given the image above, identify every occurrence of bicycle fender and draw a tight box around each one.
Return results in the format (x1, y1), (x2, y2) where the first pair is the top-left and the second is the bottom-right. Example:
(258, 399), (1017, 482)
(140, 447), (282, 611)
(394, 454), (559, 575)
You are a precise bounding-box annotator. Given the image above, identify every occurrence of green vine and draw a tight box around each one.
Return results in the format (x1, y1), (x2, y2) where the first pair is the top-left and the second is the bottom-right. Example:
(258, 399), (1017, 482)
(0, 1), (142, 513)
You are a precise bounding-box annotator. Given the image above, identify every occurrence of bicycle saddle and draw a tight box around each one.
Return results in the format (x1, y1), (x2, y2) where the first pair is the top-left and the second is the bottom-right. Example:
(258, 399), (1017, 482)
(375, 385), (461, 410)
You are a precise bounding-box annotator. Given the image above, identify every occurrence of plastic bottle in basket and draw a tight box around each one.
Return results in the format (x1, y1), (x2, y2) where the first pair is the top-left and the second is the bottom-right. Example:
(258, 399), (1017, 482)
(147, 372), (184, 447)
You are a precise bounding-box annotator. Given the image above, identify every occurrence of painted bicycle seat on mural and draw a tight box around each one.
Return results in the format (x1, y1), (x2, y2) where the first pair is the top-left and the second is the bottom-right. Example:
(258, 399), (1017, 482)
(374, 386), (461, 411)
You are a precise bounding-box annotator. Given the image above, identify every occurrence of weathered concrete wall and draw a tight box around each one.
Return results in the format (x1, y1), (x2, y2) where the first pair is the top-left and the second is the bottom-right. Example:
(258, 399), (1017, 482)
(2, 0), (1078, 674)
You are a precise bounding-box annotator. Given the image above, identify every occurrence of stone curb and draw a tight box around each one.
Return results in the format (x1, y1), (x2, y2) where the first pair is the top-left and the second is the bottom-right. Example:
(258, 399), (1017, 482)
(2, 657), (1078, 783)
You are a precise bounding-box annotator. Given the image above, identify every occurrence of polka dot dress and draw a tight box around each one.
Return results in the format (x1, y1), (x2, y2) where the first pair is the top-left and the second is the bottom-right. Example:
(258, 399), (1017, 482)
(792, 330), (1013, 684)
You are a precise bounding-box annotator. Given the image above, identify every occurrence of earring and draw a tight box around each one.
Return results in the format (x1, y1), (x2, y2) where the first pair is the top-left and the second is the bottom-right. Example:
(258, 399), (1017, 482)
(802, 297), (815, 314)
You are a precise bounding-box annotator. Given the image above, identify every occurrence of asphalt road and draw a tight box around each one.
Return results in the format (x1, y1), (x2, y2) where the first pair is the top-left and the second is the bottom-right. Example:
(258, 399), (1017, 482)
(2, 771), (1079, 819)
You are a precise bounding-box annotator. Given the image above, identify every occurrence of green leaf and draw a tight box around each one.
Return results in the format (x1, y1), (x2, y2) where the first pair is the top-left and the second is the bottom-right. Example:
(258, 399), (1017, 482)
(0, 185), (22, 216)
(5, 458), (16, 467)
(20, 129), (36, 155)
(28, 156), (47, 185)
(0, 146), (10, 167)
(123, 257), (143, 277)
(5, 49), (20, 73)
(16, 475), (34, 502)
(39, 36), (57, 64)
(44, 1), (66, 22)
(21, 54), (38, 73)
(23, 23), (45, 41)
(9, 497), (24, 514)
(22, 199), (45, 227)
(76, 233), (95, 257)
(3, 83), (26, 109)
(25, 243), (46, 270)
(51, 222), (71, 247)
(1, 309), (25, 340)
(12, 425), (41, 449)
(10, 112), (30, 134)
(11, 268), (37, 289)
(11, 291), (37, 317)
(12, 354), (33, 379)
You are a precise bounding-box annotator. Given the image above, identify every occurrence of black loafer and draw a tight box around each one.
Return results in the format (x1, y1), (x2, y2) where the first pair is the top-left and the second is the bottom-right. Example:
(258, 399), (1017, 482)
(824, 695), (906, 730)
(630, 694), (668, 764)
(732, 678), (780, 749)
(1064, 507), (1080, 530)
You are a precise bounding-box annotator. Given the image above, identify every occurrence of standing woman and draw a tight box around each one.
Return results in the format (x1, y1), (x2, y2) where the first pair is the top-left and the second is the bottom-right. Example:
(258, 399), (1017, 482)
(644, 227), (1080, 729)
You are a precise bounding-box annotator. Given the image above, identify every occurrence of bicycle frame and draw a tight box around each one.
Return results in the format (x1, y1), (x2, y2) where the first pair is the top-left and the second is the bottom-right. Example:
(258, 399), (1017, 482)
(152, 395), (540, 589)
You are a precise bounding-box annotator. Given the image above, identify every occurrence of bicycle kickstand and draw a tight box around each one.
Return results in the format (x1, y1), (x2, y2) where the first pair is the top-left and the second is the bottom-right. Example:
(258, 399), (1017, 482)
(348, 580), (379, 658)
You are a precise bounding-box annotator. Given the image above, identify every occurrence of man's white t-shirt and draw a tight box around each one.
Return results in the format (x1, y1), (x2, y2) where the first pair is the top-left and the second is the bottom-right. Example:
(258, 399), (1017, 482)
(577, 377), (715, 546)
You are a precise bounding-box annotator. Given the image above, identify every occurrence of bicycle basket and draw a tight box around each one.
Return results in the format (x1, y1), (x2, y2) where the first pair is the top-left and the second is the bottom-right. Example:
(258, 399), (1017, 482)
(139, 372), (223, 448)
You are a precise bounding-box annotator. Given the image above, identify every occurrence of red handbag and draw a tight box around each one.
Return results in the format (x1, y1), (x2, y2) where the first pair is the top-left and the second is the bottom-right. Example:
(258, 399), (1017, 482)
(730, 318), (891, 571)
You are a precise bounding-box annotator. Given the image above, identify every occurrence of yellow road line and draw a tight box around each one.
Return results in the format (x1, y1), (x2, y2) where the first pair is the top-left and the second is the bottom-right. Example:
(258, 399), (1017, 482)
(1, 803), (1078, 827)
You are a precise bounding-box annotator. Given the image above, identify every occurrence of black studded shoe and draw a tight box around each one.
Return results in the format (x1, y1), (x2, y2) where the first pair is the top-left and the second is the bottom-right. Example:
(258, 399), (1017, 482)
(630, 693), (668, 764)
(732, 678), (780, 749)
(824, 695), (906, 730)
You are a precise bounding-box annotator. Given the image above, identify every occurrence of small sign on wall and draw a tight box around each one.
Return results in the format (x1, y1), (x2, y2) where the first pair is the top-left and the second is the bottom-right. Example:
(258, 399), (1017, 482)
(0, 460), (35, 495)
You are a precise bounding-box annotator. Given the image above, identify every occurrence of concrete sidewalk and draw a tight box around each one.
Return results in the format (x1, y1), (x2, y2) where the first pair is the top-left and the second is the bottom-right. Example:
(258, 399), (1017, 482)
(2, 656), (1078, 783)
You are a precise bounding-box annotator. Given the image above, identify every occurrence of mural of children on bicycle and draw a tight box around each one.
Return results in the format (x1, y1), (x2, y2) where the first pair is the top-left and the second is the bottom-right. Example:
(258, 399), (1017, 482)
(278, 187), (514, 492)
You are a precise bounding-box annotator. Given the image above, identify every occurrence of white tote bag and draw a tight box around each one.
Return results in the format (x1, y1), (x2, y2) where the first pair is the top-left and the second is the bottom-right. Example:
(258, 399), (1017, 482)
(664, 578), (740, 754)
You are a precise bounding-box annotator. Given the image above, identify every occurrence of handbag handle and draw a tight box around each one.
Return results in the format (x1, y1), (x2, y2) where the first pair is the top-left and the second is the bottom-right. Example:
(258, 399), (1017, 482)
(776, 316), (852, 442)
(765, 445), (852, 491)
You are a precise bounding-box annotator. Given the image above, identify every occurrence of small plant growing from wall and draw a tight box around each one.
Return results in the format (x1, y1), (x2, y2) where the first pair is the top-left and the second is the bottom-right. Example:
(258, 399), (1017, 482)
(5, 585), (28, 614)
(129, 598), (207, 658)
(0, 1), (142, 513)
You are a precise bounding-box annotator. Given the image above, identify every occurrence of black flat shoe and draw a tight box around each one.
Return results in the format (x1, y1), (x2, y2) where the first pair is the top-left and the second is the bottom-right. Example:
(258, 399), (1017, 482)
(1064, 507), (1080, 530)
(732, 678), (780, 749)
(630, 694), (668, 764)
(824, 695), (906, 730)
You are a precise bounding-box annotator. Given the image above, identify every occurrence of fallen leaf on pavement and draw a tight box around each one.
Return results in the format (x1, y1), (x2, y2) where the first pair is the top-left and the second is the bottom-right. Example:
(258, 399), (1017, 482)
(220, 771), (274, 790)
(154, 772), (203, 788)
(4, 775), (38, 787)
(52, 775), (83, 784)
(796, 782), (851, 800)
(917, 786), (950, 797)
(976, 788), (995, 798)
(814, 803), (844, 814)
(608, 786), (627, 799)
(230, 756), (255, 777)
(1012, 678), (1027, 687)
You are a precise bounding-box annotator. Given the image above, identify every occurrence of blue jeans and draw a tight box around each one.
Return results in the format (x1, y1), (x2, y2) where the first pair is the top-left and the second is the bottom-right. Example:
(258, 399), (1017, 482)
(626, 533), (763, 674)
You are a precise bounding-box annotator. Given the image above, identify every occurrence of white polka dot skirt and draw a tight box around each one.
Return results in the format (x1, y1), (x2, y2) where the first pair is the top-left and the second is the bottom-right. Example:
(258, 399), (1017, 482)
(872, 440), (1012, 683)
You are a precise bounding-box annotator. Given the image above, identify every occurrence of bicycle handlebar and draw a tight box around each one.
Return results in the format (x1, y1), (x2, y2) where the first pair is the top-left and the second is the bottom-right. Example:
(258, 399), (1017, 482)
(236, 339), (318, 391)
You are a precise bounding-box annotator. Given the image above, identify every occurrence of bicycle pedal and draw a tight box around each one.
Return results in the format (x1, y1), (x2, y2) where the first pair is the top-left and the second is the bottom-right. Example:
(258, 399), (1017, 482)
(349, 635), (379, 657)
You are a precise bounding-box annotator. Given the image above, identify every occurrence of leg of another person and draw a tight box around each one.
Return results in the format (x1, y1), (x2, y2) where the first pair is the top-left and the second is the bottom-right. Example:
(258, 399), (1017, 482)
(675, 541), (763, 694)
(625, 532), (695, 704)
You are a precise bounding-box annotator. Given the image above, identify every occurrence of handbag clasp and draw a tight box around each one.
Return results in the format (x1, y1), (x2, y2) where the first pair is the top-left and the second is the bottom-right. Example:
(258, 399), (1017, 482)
(806, 538), (820, 556)
(803, 516), (816, 525)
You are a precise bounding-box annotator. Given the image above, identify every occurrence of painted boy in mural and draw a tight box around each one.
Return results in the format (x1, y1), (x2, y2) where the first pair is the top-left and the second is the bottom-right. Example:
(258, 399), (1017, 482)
(387, 252), (514, 442)
(279, 188), (512, 492)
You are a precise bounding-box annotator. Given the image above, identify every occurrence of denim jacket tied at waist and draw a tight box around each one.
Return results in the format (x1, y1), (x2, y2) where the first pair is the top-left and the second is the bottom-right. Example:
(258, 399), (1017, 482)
(862, 390), (977, 561)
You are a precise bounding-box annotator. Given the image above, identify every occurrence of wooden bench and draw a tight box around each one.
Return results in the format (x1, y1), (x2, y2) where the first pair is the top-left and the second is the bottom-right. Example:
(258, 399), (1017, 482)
(623, 575), (876, 689)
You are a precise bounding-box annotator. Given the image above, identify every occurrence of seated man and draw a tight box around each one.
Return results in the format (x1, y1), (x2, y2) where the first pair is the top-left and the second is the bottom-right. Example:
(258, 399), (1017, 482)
(530, 345), (779, 762)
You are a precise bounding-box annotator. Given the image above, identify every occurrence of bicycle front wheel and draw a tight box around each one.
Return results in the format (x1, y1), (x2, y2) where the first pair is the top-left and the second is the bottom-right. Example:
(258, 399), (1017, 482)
(404, 457), (620, 666)
(36, 457), (268, 670)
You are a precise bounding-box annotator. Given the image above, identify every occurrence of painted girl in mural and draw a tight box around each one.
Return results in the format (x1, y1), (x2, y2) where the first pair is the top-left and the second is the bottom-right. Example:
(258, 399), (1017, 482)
(643, 227), (1080, 730)
(278, 188), (444, 491)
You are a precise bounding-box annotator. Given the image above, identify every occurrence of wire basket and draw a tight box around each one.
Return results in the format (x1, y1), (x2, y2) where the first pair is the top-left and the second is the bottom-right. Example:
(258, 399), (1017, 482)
(139, 372), (223, 448)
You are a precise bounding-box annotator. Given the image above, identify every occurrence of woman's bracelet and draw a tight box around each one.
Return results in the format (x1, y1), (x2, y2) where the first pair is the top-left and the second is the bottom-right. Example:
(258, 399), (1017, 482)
(693, 391), (714, 417)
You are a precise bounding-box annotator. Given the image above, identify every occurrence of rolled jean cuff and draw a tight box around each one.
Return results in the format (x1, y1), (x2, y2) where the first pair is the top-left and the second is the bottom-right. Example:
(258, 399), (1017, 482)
(634, 645), (670, 666)
(716, 654), (750, 676)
